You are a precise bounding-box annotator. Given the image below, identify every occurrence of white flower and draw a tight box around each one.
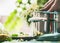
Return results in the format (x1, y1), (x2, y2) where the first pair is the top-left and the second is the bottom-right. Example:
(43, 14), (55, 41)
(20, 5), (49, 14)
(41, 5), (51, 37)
(30, 0), (37, 4)
(20, 4), (25, 8)
(17, 8), (22, 13)
(26, 4), (31, 10)
(22, 0), (28, 4)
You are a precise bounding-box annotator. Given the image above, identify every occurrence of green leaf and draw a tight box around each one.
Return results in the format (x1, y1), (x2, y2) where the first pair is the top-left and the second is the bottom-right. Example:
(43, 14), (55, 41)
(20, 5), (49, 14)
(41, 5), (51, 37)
(22, 7), (26, 10)
(12, 34), (18, 37)
(6, 17), (20, 31)
(28, 0), (31, 4)
(37, 0), (48, 5)
(17, 0), (22, 4)
(37, 0), (48, 8)
(4, 9), (17, 27)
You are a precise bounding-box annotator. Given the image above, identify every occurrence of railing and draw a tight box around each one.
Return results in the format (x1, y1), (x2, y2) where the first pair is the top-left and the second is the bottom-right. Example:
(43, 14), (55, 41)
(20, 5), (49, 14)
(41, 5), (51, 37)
(29, 11), (59, 34)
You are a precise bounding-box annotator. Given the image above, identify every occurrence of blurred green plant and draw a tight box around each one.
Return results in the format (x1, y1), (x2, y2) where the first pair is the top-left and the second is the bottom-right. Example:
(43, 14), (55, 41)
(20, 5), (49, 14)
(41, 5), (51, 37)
(4, 9), (17, 26)
(17, 0), (22, 4)
(37, 0), (48, 8)
(12, 34), (18, 37)
(4, 9), (23, 31)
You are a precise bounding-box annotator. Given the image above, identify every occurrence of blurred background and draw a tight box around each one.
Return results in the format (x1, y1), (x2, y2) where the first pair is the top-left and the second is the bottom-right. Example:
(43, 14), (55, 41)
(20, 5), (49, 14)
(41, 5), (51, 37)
(0, 0), (48, 36)
(1, 0), (60, 42)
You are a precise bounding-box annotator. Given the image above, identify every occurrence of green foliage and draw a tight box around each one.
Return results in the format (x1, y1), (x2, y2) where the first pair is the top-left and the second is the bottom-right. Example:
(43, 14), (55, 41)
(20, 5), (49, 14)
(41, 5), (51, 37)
(17, 0), (22, 4)
(28, 0), (31, 4)
(4, 9), (22, 31)
(6, 37), (12, 41)
(0, 35), (12, 42)
(12, 34), (18, 37)
(4, 16), (22, 31)
(4, 9), (17, 27)
(22, 7), (26, 10)
(37, 0), (48, 8)
(26, 14), (32, 25)
(37, 0), (48, 5)
(20, 32), (24, 35)
(8, 17), (19, 31)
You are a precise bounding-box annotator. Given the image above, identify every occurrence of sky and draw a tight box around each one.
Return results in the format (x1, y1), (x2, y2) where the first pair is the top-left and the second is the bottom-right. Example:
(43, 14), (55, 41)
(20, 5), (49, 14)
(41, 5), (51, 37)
(0, 0), (16, 16)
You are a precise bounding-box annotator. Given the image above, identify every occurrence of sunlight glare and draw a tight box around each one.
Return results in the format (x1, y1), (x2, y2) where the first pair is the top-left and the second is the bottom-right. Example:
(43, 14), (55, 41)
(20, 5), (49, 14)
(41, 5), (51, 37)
(0, 0), (16, 16)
